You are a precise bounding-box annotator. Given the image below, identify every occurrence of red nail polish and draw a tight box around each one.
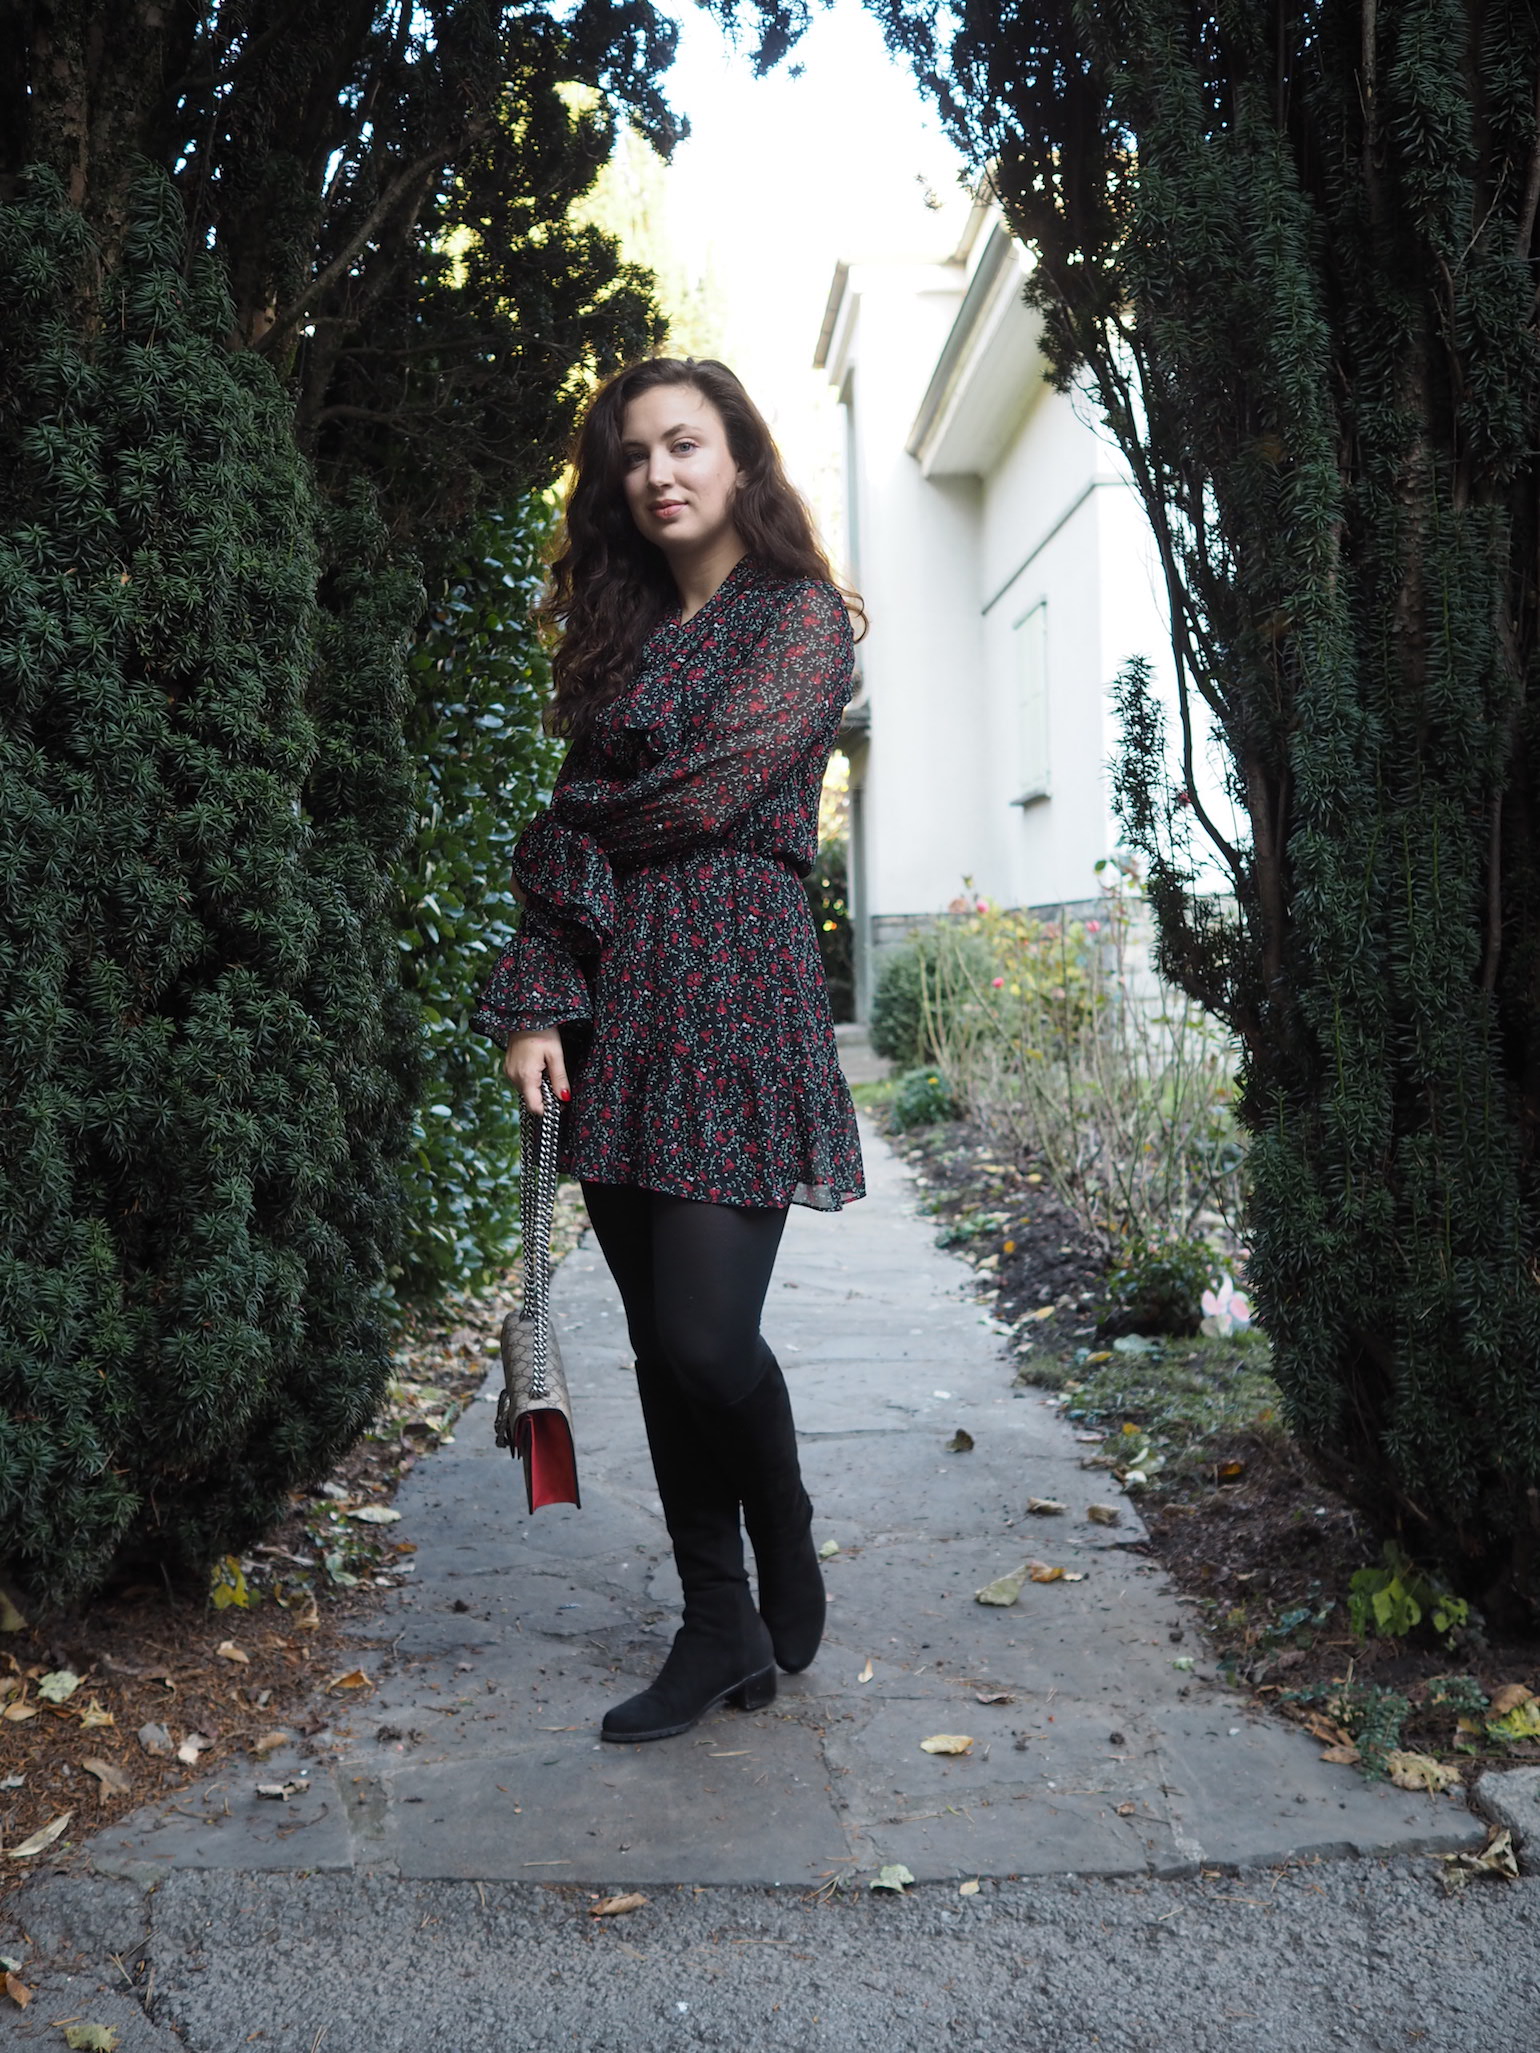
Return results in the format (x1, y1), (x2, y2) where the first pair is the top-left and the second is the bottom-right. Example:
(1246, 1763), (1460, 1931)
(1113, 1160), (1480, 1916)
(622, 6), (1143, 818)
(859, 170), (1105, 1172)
(559, 1087), (571, 1103)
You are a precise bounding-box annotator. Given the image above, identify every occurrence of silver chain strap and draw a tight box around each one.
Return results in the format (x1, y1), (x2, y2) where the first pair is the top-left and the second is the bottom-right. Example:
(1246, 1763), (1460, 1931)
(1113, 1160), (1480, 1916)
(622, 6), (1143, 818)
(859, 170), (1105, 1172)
(519, 1073), (561, 1400)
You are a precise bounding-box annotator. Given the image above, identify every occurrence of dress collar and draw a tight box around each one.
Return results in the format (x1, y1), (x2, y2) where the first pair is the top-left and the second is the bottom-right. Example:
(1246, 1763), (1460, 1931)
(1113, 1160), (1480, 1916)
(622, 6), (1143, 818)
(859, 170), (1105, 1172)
(662, 551), (762, 633)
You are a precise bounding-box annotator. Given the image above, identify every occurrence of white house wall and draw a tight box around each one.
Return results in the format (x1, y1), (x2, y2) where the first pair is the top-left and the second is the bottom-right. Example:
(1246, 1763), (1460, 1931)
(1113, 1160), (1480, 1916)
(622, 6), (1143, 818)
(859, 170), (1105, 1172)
(834, 266), (990, 922)
(819, 223), (1234, 1017)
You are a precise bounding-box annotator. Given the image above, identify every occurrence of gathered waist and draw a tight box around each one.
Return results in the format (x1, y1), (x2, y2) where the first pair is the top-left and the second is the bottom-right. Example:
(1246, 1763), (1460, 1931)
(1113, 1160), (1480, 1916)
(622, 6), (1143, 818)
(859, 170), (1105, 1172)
(613, 844), (809, 883)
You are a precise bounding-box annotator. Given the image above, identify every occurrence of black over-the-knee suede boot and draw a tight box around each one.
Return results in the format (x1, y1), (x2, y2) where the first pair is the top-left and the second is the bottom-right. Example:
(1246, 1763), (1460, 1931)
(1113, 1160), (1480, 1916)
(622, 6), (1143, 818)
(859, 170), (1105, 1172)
(725, 1343), (826, 1674)
(601, 1354), (776, 1743)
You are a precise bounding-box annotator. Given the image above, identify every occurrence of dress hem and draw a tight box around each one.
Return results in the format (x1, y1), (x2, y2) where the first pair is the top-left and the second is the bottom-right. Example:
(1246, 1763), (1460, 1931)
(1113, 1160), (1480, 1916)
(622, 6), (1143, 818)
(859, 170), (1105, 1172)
(567, 1159), (865, 1213)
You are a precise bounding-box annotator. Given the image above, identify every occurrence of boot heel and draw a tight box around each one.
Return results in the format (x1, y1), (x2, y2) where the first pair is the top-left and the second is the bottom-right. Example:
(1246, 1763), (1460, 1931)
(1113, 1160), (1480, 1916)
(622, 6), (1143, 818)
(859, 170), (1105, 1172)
(730, 1665), (777, 1713)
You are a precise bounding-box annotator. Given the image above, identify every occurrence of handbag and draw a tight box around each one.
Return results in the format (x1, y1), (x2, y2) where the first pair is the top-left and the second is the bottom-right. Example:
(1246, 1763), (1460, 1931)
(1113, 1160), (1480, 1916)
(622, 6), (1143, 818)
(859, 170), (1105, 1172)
(494, 1072), (581, 1513)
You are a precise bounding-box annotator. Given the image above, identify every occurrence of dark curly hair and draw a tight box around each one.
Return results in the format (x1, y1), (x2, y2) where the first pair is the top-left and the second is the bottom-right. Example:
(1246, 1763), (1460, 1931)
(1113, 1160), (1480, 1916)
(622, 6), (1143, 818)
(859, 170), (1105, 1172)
(540, 356), (865, 738)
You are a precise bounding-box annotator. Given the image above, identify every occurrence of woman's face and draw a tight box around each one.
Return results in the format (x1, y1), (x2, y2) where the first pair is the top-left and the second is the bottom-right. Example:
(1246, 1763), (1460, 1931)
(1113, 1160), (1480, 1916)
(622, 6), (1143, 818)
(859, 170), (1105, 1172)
(619, 385), (744, 558)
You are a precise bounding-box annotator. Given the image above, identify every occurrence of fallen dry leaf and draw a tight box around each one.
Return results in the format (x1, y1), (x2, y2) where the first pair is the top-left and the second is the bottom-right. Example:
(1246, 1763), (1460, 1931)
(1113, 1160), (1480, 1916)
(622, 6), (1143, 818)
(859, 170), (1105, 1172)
(63, 2026), (121, 2051)
(1488, 1683), (1535, 1717)
(347, 1505), (402, 1525)
(946, 1429), (975, 1453)
(1319, 1743), (1361, 1765)
(857, 1658), (874, 1684)
(1028, 1563), (1066, 1583)
(2, 1698), (38, 1722)
(1298, 1710), (1354, 1748)
(76, 1698), (114, 1730)
(590, 1892), (649, 1918)
(869, 1863), (914, 1893)
(1085, 1504), (1121, 1526)
(3, 1970), (32, 2008)
(920, 1733), (974, 1755)
(325, 1668), (372, 1693)
(974, 1689), (1015, 1705)
(1030, 1305), (1055, 1321)
(817, 1540), (840, 1560)
(291, 1594), (320, 1631)
(1025, 1498), (1065, 1515)
(214, 1640), (250, 1666)
(958, 1879), (980, 1897)
(7, 1811), (72, 1858)
(81, 1758), (132, 1799)
(1114, 1801), (1137, 1816)
(1386, 1750), (1461, 1794)
(1442, 1825), (1520, 1895)
(36, 1669), (80, 1704)
(975, 1563), (1030, 1606)
(255, 1779), (310, 1801)
(252, 1731), (290, 1757)
(137, 1721), (173, 1757)
(176, 1731), (213, 1767)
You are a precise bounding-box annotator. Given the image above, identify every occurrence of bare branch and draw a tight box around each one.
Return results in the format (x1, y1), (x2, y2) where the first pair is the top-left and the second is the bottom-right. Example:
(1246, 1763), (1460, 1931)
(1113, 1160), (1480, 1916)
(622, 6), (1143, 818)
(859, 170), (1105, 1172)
(254, 145), (448, 355)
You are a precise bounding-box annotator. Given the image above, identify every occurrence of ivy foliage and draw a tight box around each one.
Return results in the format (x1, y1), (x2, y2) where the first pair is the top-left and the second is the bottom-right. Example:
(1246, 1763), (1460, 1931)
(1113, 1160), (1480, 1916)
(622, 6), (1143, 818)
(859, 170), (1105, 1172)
(727, 0), (1540, 1611)
(396, 497), (565, 1298)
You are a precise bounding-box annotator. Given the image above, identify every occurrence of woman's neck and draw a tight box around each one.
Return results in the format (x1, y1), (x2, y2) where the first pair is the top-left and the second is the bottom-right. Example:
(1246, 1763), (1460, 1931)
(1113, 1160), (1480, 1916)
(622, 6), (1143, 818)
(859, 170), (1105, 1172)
(670, 533), (748, 624)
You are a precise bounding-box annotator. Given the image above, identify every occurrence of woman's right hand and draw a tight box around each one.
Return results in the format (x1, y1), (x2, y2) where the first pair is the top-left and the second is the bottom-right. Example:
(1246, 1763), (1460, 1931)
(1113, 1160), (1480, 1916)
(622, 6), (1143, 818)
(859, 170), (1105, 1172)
(502, 1028), (571, 1116)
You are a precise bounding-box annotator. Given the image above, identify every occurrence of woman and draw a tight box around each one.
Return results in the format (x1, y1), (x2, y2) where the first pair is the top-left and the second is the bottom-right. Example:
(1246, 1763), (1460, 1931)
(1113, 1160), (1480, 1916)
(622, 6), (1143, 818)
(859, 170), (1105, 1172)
(471, 357), (865, 1744)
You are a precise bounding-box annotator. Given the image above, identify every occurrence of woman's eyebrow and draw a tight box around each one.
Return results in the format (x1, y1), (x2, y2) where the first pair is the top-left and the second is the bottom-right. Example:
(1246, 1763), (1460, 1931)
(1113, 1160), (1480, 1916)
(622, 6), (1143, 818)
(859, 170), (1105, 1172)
(621, 422), (701, 449)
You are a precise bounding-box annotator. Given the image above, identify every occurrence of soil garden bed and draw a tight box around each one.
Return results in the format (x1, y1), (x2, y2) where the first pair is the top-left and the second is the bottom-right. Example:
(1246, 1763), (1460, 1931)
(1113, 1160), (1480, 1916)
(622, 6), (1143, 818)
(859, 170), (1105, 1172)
(866, 1085), (1540, 1788)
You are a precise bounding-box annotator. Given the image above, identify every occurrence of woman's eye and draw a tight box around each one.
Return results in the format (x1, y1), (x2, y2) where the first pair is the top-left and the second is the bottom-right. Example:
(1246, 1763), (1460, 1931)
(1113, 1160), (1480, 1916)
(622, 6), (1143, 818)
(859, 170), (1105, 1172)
(673, 440), (697, 455)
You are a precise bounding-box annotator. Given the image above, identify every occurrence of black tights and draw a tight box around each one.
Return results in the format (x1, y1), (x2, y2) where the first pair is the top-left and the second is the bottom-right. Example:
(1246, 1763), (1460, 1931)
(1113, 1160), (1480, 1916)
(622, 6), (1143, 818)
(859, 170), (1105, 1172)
(580, 1181), (788, 1409)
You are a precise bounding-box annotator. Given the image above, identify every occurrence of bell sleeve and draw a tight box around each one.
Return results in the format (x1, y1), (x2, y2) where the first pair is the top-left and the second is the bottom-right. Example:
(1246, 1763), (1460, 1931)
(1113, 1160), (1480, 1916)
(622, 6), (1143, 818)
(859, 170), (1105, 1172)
(469, 737), (607, 1048)
(549, 579), (854, 867)
(468, 893), (594, 1046)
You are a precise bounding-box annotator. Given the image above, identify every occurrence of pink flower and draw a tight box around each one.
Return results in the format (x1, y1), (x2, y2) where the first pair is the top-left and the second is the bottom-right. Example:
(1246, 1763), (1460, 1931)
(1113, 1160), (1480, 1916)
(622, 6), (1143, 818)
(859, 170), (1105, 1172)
(1085, 919), (1102, 934)
(1200, 1274), (1252, 1338)
(991, 976), (1005, 988)
(1175, 789), (1192, 808)
(975, 898), (989, 913)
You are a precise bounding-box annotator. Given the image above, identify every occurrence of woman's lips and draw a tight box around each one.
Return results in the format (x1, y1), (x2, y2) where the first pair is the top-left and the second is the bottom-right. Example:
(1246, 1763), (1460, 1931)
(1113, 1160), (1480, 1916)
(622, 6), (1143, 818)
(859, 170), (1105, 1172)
(650, 501), (685, 518)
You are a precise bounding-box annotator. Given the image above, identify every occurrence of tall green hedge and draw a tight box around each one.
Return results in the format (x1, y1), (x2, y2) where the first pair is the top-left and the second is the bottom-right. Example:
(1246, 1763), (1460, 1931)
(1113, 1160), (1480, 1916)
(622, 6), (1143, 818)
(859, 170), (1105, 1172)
(0, 171), (420, 1602)
(395, 499), (565, 1298)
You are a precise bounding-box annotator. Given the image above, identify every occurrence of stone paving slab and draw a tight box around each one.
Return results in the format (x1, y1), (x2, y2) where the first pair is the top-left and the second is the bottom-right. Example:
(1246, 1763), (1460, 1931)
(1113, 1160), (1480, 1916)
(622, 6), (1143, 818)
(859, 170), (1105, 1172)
(86, 1112), (1485, 1886)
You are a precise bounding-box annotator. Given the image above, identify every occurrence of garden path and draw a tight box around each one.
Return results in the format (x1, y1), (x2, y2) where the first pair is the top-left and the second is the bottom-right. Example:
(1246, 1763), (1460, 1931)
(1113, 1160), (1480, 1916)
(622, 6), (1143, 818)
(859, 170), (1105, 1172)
(83, 1106), (1482, 1892)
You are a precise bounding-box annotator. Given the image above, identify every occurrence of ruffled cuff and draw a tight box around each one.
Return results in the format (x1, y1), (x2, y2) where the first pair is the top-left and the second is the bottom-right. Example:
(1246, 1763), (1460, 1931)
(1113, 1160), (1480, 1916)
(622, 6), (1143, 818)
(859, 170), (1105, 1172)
(470, 925), (593, 1046)
(510, 811), (618, 951)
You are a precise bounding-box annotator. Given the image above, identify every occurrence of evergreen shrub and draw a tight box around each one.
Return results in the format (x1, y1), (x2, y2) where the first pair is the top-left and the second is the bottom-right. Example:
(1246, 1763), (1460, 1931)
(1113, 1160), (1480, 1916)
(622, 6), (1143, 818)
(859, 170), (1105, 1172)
(869, 941), (933, 1067)
(888, 1067), (960, 1133)
(1097, 1237), (1212, 1340)
(870, 929), (995, 1067)
(0, 172), (418, 1603)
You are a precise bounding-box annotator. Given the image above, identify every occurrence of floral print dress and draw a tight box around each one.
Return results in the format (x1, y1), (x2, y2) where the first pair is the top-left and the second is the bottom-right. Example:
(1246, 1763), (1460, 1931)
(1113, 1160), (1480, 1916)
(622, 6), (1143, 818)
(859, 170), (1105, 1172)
(470, 555), (866, 1212)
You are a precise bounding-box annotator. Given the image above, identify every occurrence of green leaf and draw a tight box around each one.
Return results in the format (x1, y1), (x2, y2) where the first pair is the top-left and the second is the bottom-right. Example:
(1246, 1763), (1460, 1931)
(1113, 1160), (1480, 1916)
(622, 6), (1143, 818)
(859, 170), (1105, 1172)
(1487, 1699), (1540, 1742)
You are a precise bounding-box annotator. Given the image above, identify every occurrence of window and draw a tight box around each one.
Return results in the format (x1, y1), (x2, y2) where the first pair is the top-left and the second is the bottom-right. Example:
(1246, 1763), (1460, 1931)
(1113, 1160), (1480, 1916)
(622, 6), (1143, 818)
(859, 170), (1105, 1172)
(1014, 599), (1049, 804)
